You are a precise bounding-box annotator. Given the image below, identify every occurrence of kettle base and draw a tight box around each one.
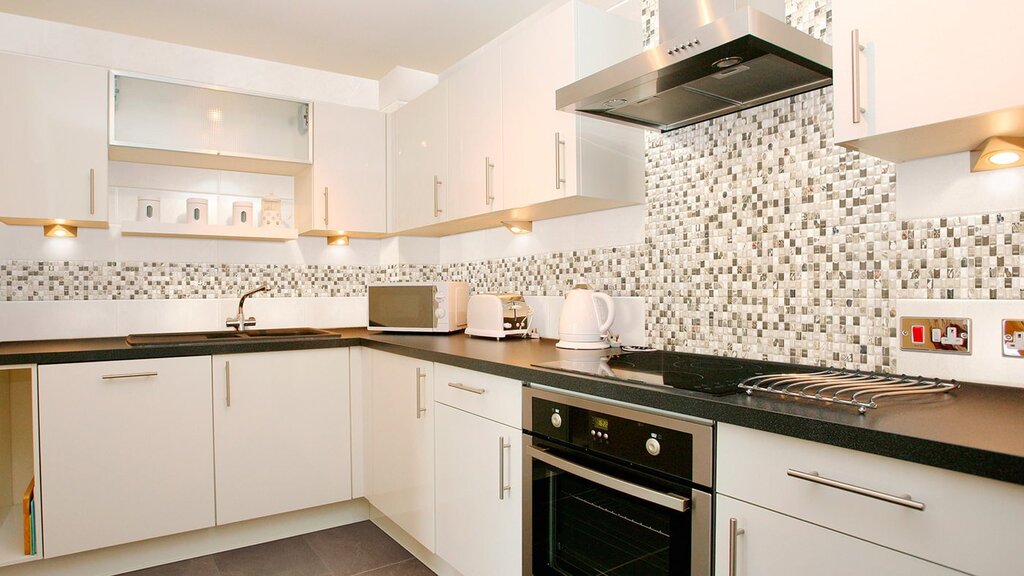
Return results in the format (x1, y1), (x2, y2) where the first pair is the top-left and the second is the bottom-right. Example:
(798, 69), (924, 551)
(555, 340), (610, 350)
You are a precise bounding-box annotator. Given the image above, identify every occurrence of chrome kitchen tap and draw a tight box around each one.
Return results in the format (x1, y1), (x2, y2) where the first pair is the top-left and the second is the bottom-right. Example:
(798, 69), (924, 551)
(226, 284), (271, 331)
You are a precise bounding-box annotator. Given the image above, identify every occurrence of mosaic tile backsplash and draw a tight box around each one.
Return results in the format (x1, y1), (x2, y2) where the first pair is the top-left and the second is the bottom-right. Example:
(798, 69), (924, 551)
(2, 0), (1022, 374)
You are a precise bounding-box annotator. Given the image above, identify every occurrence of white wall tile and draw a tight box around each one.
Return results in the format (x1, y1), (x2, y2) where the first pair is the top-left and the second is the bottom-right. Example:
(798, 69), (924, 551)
(0, 301), (120, 342)
(116, 299), (223, 335)
(896, 152), (1024, 220)
(895, 299), (1024, 388)
(522, 295), (645, 345)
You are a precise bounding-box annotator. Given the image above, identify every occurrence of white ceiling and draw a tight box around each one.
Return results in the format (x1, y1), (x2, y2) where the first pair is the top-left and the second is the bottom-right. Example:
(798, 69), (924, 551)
(0, 0), (595, 80)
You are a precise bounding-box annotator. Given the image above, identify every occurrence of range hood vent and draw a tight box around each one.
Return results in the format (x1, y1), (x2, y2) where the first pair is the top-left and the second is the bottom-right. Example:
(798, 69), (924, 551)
(557, 0), (832, 132)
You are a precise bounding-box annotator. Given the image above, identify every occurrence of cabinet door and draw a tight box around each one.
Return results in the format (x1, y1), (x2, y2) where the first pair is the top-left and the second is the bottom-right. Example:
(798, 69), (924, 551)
(212, 349), (350, 525)
(38, 357), (215, 557)
(393, 83), (447, 231)
(715, 495), (960, 576)
(501, 1), (578, 209)
(366, 350), (435, 551)
(435, 403), (521, 576)
(833, 1), (1024, 144)
(309, 102), (386, 234)
(447, 43), (502, 220)
(0, 53), (108, 225)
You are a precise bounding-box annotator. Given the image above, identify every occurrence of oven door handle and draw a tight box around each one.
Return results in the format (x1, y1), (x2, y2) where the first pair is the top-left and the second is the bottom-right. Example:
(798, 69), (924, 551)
(527, 445), (690, 513)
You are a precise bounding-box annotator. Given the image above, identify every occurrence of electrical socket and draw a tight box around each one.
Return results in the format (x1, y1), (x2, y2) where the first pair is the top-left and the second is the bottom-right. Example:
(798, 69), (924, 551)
(1003, 319), (1024, 358)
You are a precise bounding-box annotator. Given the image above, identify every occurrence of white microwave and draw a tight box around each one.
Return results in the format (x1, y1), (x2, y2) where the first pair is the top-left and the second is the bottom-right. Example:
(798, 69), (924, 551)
(367, 282), (469, 333)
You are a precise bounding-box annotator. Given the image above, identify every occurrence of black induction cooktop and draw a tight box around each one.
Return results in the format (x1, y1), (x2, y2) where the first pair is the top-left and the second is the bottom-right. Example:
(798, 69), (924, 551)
(533, 350), (814, 395)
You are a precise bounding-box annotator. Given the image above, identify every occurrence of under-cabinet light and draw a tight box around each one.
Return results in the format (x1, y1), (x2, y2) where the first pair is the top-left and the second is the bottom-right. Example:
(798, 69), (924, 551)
(502, 221), (533, 234)
(327, 235), (349, 246)
(43, 223), (78, 238)
(971, 136), (1024, 172)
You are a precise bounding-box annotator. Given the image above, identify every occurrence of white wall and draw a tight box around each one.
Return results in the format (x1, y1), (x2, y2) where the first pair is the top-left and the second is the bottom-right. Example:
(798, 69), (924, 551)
(896, 152), (1024, 220)
(0, 12), (377, 108)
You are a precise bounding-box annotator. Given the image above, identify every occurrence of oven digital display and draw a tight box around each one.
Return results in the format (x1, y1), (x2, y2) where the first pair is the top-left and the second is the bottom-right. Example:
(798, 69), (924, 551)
(592, 416), (609, 431)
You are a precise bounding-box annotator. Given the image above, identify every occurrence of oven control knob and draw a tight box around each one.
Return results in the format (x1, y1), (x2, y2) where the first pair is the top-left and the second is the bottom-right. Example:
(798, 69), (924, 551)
(645, 438), (661, 456)
(550, 413), (563, 428)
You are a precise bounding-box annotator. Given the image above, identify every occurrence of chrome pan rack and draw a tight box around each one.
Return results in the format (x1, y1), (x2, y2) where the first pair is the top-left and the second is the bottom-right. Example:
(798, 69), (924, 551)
(738, 370), (959, 414)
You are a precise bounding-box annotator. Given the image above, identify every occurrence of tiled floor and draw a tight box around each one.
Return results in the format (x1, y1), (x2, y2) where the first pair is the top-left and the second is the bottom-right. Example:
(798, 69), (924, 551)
(120, 521), (436, 576)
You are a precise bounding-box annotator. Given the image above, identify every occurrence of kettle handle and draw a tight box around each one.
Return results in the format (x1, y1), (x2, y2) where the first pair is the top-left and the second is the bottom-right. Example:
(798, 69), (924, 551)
(593, 292), (615, 334)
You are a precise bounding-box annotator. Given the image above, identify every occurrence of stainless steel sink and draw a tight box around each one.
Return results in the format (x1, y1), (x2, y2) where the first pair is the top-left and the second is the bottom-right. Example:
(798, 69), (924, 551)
(126, 327), (339, 346)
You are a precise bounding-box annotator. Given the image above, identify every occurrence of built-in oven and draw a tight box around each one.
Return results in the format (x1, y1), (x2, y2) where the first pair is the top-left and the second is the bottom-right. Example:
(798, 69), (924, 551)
(523, 386), (713, 576)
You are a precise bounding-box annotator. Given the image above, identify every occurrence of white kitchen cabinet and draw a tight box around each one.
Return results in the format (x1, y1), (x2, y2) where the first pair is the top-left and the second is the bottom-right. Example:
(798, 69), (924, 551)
(446, 43), (502, 220)
(0, 52), (108, 227)
(37, 357), (215, 557)
(366, 350), (435, 551)
(500, 0), (644, 209)
(212, 349), (351, 525)
(833, 0), (1024, 161)
(295, 102), (386, 235)
(392, 83), (448, 232)
(435, 403), (521, 576)
(717, 423), (1024, 576)
(715, 495), (960, 576)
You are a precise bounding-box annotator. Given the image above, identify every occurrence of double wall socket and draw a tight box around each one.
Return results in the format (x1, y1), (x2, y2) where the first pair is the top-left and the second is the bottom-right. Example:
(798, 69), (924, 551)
(1003, 319), (1024, 358)
(899, 317), (971, 354)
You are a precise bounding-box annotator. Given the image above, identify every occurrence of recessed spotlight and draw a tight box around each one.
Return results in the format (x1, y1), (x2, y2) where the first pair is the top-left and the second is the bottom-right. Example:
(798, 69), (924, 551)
(988, 151), (1021, 165)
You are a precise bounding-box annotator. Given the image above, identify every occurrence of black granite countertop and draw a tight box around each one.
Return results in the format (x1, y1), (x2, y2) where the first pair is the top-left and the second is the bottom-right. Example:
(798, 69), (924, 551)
(2, 329), (1022, 486)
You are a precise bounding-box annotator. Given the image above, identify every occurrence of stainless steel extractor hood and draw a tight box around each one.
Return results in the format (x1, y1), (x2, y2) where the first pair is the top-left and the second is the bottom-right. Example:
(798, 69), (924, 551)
(557, 0), (832, 132)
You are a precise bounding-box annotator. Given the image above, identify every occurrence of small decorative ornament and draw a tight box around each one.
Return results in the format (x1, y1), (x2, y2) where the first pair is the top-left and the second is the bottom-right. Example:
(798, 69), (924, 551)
(186, 198), (208, 225)
(261, 195), (283, 228)
(137, 198), (161, 222)
(232, 201), (254, 227)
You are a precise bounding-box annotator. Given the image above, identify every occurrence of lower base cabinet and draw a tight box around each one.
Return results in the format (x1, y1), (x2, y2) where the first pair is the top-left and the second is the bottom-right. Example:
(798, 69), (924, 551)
(38, 357), (216, 557)
(212, 349), (351, 525)
(715, 495), (960, 576)
(435, 403), (521, 576)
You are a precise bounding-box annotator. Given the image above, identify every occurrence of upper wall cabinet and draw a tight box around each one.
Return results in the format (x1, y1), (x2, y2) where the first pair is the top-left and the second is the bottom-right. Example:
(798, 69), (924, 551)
(295, 102), (387, 236)
(500, 0), (644, 210)
(833, 1), (1024, 162)
(447, 43), (502, 221)
(0, 53), (109, 227)
(393, 83), (448, 232)
(109, 73), (312, 175)
(389, 0), (645, 237)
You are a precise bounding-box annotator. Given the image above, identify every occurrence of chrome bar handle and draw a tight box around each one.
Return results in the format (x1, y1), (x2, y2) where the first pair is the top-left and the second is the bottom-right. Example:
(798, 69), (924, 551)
(225, 361), (231, 407)
(101, 371), (157, 380)
(415, 367), (427, 418)
(554, 133), (566, 189)
(433, 176), (443, 217)
(787, 469), (925, 511)
(527, 445), (689, 511)
(323, 187), (329, 227)
(728, 518), (744, 576)
(484, 156), (495, 206)
(89, 168), (96, 215)
(851, 29), (865, 124)
(448, 382), (485, 395)
(499, 436), (511, 500)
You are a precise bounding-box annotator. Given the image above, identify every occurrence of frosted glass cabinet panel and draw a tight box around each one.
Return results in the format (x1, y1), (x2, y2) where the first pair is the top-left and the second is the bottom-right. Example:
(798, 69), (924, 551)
(112, 74), (311, 163)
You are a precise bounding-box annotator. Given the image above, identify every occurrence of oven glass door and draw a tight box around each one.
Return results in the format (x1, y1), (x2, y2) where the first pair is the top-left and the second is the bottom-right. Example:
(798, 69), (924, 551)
(529, 444), (692, 576)
(367, 285), (436, 329)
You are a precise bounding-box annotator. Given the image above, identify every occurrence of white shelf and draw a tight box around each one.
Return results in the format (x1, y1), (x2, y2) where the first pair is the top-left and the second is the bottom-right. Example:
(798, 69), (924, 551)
(120, 222), (298, 242)
(0, 505), (36, 568)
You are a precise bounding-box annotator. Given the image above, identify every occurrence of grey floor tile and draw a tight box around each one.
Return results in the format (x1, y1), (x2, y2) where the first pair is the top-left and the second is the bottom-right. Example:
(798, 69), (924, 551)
(213, 535), (331, 576)
(357, 558), (435, 576)
(304, 521), (413, 576)
(120, 556), (220, 576)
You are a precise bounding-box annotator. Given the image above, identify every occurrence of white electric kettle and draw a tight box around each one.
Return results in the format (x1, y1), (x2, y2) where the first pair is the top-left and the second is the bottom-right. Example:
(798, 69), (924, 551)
(556, 284), (615, 350)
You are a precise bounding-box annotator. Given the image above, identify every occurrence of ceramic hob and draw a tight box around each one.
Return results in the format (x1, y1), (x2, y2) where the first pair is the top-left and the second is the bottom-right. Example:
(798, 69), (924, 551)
(533, 350), (816, 395)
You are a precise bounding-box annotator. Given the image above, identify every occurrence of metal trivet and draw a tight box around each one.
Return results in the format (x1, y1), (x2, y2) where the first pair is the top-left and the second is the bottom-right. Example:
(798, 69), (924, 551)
(738, 370), (959, 414)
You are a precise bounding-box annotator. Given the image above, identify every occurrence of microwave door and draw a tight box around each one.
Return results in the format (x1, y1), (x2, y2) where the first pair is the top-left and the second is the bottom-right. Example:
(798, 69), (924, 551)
(368, 286), (436, 329)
